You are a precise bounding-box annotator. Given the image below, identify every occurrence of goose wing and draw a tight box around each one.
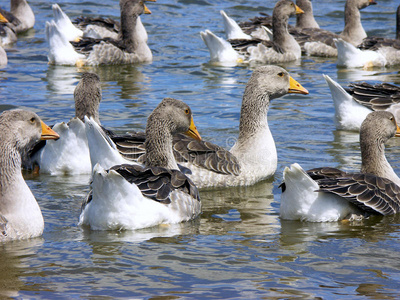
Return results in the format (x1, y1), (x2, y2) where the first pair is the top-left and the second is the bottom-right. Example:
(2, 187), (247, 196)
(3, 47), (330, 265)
(111, 132), (241, 176)
(316, 173), (400, 215)
(346, 82), (400, 110)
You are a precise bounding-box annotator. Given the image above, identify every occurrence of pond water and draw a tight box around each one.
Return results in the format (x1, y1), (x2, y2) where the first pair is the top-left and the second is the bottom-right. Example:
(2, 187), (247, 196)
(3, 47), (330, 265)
(1, 0), (400, 298)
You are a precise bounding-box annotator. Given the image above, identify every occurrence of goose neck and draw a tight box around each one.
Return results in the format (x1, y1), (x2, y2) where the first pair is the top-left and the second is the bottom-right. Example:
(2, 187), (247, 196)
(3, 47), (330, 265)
(237, 93), (270, 145)
(145, 119), (179, 170)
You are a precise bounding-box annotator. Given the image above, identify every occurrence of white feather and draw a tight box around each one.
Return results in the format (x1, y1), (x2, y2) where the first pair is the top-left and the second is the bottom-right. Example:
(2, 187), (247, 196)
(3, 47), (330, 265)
(324, 74), (372, 131)
(52, 4), (83, 42)
(45, 20), (85, 65)
(280, 163), (359, 222)
(200, 29), (242, 66)
(220, 10), (251, 40)
(335, 38), (386, 68)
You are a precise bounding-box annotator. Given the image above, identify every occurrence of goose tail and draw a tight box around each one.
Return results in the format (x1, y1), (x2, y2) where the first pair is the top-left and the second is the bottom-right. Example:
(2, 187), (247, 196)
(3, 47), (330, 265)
(335, 38), (386, 68)
(52, 4), (83, 42)
(220, 10), (251, 40)
(45, 20), (85, 65)
(323, 74), (371, 130)
(84, 116), (134, 171)
(200, 29), (242, 65)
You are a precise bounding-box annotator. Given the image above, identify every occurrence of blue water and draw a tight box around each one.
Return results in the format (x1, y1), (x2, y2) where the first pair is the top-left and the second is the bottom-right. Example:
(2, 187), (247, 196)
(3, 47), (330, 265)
(1, 0), (400, 298)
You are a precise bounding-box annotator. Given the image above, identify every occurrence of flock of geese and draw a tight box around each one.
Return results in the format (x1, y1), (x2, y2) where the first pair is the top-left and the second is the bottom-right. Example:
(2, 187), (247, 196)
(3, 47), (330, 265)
(1, 0), (400, 241)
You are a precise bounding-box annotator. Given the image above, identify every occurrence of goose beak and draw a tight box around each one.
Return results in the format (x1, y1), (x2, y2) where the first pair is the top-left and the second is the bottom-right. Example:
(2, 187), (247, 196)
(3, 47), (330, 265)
(144, 4), (152, 14)
(295, 5), (304, 14)
(288, 76), (309, 94)
(395, 124), (400, 137)
(0, 13), (9, 23)
(185, 117), (202, 141)
(40, 121), (60, 140)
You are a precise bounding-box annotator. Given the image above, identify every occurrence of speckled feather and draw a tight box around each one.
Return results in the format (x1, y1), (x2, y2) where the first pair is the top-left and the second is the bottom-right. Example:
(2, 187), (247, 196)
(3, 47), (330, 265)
(110, 132), (241, 176)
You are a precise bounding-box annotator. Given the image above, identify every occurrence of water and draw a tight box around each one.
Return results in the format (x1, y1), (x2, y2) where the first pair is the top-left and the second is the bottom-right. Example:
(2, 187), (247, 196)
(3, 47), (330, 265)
(1, 0), (400, 298)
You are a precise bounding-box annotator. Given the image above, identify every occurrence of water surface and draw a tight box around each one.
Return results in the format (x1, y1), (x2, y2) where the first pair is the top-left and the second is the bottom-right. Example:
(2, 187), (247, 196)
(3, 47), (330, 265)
(1, 0), (400, 298)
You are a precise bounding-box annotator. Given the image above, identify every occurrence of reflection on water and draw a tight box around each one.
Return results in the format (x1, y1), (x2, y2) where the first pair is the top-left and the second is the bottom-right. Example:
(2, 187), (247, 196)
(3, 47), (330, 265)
(0, 239), (43, 298)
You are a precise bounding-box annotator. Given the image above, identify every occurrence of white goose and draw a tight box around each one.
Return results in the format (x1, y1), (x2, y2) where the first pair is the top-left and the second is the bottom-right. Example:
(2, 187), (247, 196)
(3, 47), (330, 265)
(46, 0), (153, 66)
(79, 98), (202, 231)
(97, 66), (308, 188)
(0, 109), (59, 242)
(280, 111), (400, 222)
(200, 0), (304, 66)
(29, 72), (102, 175)
(324, 74), (400, 131)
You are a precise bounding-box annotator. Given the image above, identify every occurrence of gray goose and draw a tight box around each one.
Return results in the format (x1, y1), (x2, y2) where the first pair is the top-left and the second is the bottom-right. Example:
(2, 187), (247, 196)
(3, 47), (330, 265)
(280, 111), (400, 222)
(46, 0), (153, 66)
(79, 98), (202, 231)
(105, 66), (309, 188)
(0, 109), (59, 241)
(201, 0), (304, 65)
(240, 0), (377, 57)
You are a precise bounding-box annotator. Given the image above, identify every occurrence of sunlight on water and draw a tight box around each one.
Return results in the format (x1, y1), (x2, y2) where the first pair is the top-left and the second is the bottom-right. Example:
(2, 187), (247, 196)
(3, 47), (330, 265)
(0, 0), (400, 298)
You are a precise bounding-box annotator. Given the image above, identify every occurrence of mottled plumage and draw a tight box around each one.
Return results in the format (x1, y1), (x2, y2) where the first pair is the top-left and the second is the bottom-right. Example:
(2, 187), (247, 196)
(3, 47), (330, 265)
(80, 98), (202, 231)
(281, 111), (400, 222)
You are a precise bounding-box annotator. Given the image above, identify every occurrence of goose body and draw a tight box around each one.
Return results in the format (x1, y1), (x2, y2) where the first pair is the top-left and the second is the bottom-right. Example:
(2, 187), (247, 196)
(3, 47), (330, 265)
(51, 2), (151, 42)
(46, 0), (152, 66)
(240, 0), (376, 57)
(324, 75), (400, 131)
(336, 5), (400, 68)
(201, 0), (303, 65)
(0, 109), (59, 241)
(4, 0), (35, 34)
(30, 73), (102, 175)
(79, 98), (202, 231)
(280, 111), (400, 222)
(324, 74), (372, 131)
(107, 66), (308, 188)
(0, 11), (17, 46)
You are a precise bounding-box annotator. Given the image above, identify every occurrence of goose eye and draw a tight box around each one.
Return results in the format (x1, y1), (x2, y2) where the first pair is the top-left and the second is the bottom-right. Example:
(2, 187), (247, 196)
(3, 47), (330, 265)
(30, 117), (36, 123)
(277, 72), (284, 77)
(185, 109), (190, 115)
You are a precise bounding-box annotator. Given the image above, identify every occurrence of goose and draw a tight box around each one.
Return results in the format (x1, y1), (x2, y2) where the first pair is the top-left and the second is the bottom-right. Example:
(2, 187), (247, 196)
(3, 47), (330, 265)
(336, 4), (400, 68)
(91, 66), (309, 188)
(51, 0), (155, 42)
(295, 0), (319, 29)
(200, 0), (304, 65)
(29, 72), (102, 175)
(240, 0), (377, 57)
(46, 0), (153, 66)
(0, 109), (59, 241)
(0, 11), (17, 46)
(280, 111), (400, 222)
(79, 98), (202, 231)
(0, 0), (34, 34)
(324, 74), (400, 131)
